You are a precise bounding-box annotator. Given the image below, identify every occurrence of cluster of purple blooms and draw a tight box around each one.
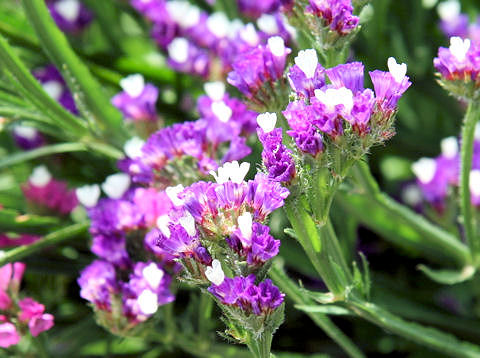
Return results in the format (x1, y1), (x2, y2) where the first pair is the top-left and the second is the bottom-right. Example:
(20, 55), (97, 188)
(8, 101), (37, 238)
(305, 0), (359, 36)
(131, 0), (292, 78)
(47, 0), (93, 33)
(437, 0), (480, 44)
(255, 50), (411, 184)
(412, 132), (480, 212)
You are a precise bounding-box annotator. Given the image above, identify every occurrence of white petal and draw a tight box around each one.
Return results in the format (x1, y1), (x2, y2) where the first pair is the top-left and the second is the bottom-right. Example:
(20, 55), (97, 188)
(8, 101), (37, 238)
(137, 289), (158, 315)
(211, 101), (232, 123)
(168, 38), (189, 63)
(207, 13), (230, 38)
(315, 87), (353, 112)
(387, 57), (407, 83)
(120, 74), (145, 98)
(294, 49), (318, 79)
(42, 81), (63, 101)
(470, 170), (480, 197)
(166, 1), (201, 29)
(412, 158), (437, 183)
(54, 0), (81, 22)
(204, 82), (225, 101)
(165, 185), (185, 206)
(30, 166), (52, 187)
(257, 14), (279, 35)
(101, 173), (130, 199)
(156, 215), (171, 238)
(124, 137), (145, 158)
(256, 112), (277, 133)
(238, 212), (253, 240)
(142, 263), (164, 290)
(76, 184), (101, 208)
(440, 136), (458, 158)
(179, 211), (196, 236)
(240, 23), (260, 46)
(267, 36), (286, 57)
(205, 259), (225, 285)
(13, 125), (37, 140)
(402, 184), (423, 206)
(437, 0), (460, 21)
(449, 37), (470, 62)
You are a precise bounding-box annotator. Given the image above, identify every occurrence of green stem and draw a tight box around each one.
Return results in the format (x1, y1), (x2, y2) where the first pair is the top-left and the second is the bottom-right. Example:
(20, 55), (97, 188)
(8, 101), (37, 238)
(460, 101), (480, 263)
(0, 222), (89, 266)
(247, 331), (273, 358)
(269, 262), (366, 358)
(349, 299), (480, 358)
(350, 161), (470, 266)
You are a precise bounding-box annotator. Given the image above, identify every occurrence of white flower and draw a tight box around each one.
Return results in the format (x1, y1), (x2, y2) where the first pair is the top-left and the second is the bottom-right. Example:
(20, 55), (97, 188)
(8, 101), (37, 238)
(13, 125), (37, 140)
(257, 14), (279, 35)
(314, 87), (354, 112)
(156, 215), (171, 238)
(30, 166), (52, 187)
(76, 184), (101, 208)
(142, 263), (164, 290)
(440, 136), (458, 159)
(101, 173), (130, 199)
(179, 212), (196, 236)
(204, 82), (225, 101)
(166, 1), (201, 29)
(205, 259), (225, 286)
(54, 0), (80, 22)
(387, 57), (407, 83)
(42, 81), (63, 101)
(168, 38), (189, 63)
(120, 74), (145, 98)
(267, 36), (286, 57)
(206, 12), (230, 38)
(123, 137), (145, 158)
(256, 112), (277, 133)
(294, 49), (318, 79)
(240, 23), (260, 46)
(412, 158), (437, 183)
(210, 161), (250, 184)
(211, 101), (233, 123)
(238, 212), (253, 240)
(137, 289), (158, 315)
(165, 184), (185, 206)
(470, 170), (480, 197)
(449, 37), (470, 62)
(437, 0), (460, 21)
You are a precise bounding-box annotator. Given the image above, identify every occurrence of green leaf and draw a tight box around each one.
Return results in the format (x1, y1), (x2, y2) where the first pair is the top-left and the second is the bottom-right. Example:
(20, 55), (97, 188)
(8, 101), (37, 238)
(295, 304), (351, 316)
(0, 208), (60, 234)
(417, 264), (476, 285)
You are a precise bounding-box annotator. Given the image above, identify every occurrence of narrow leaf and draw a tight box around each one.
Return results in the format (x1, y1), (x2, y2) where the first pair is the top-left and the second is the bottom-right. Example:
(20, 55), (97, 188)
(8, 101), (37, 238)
(417, 264), (476, 285)
(295, 304), (351, 316)
(0, 208), (60, 234)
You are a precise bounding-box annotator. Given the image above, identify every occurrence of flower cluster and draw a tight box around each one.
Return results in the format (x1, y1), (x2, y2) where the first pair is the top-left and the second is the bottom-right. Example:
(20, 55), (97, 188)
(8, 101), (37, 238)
(22, 166), (78, 215)
(437, 0), (480, 43)
(47, 0), (93, 33)
(306, 0), (359, 35)
(237, 0), (283, 19)
(0, 263), (54, 348)
(412, 132), (480, 212)
(131, 0), (291, 78)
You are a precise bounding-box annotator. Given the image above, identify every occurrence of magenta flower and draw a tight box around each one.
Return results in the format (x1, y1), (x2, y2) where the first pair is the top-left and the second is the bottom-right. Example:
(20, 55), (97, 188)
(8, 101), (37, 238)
(306, 0), (359, 35)
(0, 322), (20, 348)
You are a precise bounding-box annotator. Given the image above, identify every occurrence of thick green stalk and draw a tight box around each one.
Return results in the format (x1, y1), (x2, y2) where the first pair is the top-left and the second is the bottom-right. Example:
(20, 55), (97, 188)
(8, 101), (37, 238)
(269, 262), (366, 358)
(349, 161), (470, 266)
(246, 332), (273, 358)
(349, 299), (480, 358)
(460, 101), (480, 262)
(0, 222), (89, 266)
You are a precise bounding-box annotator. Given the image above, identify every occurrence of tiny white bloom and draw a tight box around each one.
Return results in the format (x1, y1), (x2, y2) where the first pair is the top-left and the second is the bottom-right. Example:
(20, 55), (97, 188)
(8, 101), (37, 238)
(238, 212), (253, 240)
(470, 170), (480, 197)
(437, 0), (460, 21)
(256, 112), (277, 133)
(387, 57), (407, 84)
(401, 184), (423, 206)
(257, 14), (279, 35)
(30, 166), (52, 187)
(168, 38), (189, 63)
(13, 125), (37, 140)
(207, 12), (230, 38)
(137, 289), (159, 315)
(210, 161), (250, 184)
(124, 137), (145, 158)
(76, 184), (101, 208)
(211, 101), (233, 123)
(267, 36), (286, 57)
(166, 1), (201, 29)
(165, 184), (185, 206)
(294, 49), (318, 79)
(42, 81), (63, 101)
(205, 259), (225, 286)
(314, 87), (354, 112)
(412, 158), (437, 183)
(227, 19), (244, 39)
(101, 173), (130, 199)
(179, 211), (196, 236)
(449, 36), (470, 62)
(54, 0), (81, 22)
(204, 82), (225, 101)
(156, 215), (171, 238)
(120, 74), (145, 98)
(142, 263), (164, 290)
(440, 136), (458, 159)
(240, 23), (260, 46)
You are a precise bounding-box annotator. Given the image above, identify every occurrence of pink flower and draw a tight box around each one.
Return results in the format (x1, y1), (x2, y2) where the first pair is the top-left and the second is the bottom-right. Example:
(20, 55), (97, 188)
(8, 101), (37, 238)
(18, 298), (45, 322)
(0, 322), (20, 348)
(29, 314), (54, 337)
(0, 263), (26, 294)
(0, 291), (11, 310)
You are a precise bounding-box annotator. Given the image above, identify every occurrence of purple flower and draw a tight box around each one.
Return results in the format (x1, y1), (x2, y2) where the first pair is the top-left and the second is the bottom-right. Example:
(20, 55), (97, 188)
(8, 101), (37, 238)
(89, 198), (142, 235)
(111, 75), (159, 122)
(369, 69), (411, 112)
(78, 260), (118, 310)
(288, 49), (325, 99)
(440, 14), (469, 39)
(307, 0), (359, 35)
(326, 62), (365, 94)
(167, 38), (210, 78)
(156, 223), (201, 259)
(47, 0), (93, 33)
(246, 173), (290, 221)
(12, 125), (45, 150)
(133, 188), (172, 227)
(237, 0), (281, 18)
(91, 234), (130, 268)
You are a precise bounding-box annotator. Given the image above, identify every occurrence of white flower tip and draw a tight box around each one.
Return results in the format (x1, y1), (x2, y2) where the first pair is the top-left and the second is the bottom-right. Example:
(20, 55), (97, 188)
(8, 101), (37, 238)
(470, 170), (480, 196)
(168, 38), (189, 63)
(211, 101), (233, 123)
(412, 158), (437, 183)
(143, 263), (164, 290)
(137, 289), (158, 315)
(156, 215), (171, 238)
(205, 259), (225, 286)
(42, 81), (63, 101)
(210, 161), (250, 184)
(13, 125), (37, 140)
(101, 173), (130, 199)
(76, 184), (101, 208)
(257, 14), (279, 35)
(449, 37), (470, 62)
(240, 23), (260, 46)
(440, 136), (458, 158)
(54, 0), (81, 22)
(204, 81), (225, 101)
(295, 49), (318, 79)
(238, 212), (253, 240)
(30, 166), (52, 187)
(387, 57), (407, 83)
(165, 184), (185, 206)
(207, 12), (230, 38)
(256, 112), (277, 133)
(437, 0), (460, 21)
(315, 87), (354, 112)
(120, 74), (145, 98)
(267, 36), (286, 57)
(179, 212), (196, 236)
(123, 137), (145, 159)
(166, 1), (201, 29)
